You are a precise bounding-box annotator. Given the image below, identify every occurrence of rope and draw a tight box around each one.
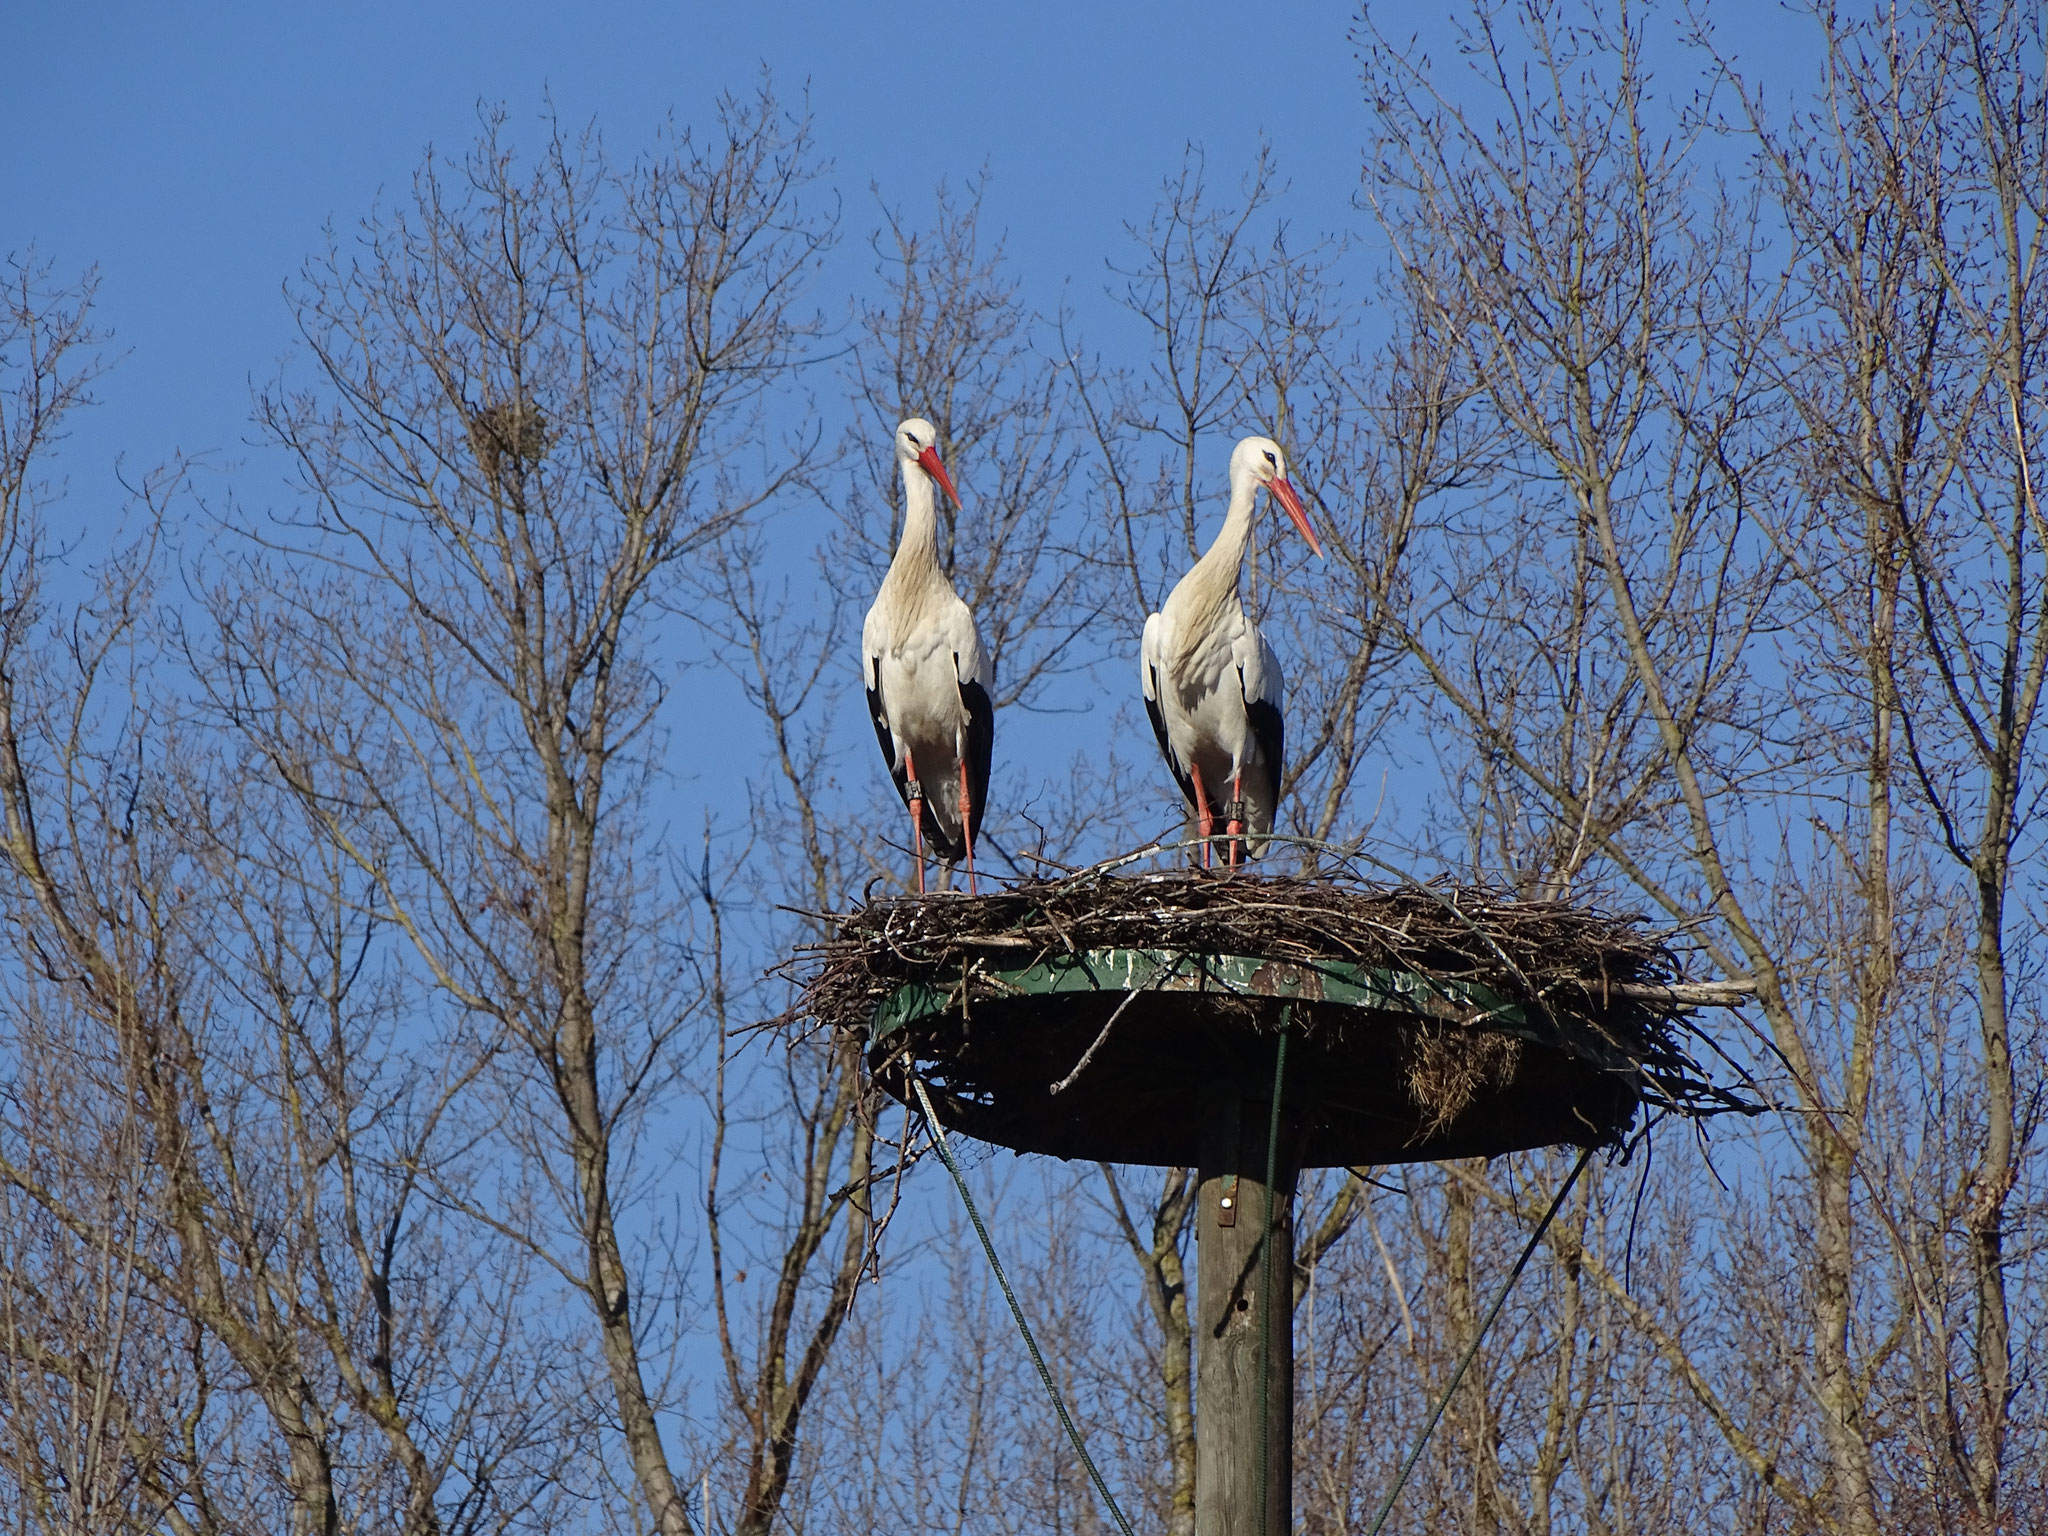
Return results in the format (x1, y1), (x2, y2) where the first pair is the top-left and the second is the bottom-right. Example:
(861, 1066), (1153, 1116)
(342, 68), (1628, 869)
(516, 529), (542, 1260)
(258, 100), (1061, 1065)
(1364, 1146), (1596, 1536)
(1257, 1009), (1292, 1536)
(911, 1077), (1137, 1536)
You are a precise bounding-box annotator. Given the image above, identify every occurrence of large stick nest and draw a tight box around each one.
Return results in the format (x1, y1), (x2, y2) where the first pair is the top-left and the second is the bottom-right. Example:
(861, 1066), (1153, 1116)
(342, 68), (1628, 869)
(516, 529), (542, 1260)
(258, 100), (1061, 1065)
(791, 866), (1751, 1165)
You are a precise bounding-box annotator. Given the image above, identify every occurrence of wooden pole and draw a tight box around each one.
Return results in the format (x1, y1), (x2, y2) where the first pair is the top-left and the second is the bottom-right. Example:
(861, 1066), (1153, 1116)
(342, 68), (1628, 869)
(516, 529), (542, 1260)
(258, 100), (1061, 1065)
(1195, 1080), (1295, 1536)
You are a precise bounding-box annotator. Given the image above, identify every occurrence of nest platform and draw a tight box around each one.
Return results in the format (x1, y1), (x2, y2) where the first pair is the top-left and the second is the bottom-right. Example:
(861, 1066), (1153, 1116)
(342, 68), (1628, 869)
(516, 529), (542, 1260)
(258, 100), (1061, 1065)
(796, 868), (1741, 1167)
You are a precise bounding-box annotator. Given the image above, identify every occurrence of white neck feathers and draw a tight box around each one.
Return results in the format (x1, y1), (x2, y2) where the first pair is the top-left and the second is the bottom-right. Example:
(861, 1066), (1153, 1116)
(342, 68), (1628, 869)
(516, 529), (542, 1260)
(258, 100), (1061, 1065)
(1167, 466), (1260, 669)
(892, 458), (942, 566)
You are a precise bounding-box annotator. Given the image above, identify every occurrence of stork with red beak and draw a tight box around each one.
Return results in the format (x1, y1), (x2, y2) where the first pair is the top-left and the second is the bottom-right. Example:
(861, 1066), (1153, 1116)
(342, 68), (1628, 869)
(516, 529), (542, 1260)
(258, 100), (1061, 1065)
(1141, 435), (1323, 868)
(863, 418), (994, 893)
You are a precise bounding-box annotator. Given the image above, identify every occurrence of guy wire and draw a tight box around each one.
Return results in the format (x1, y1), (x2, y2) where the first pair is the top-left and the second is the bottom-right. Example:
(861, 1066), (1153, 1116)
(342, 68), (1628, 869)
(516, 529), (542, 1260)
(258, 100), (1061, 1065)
(1364, 1144), (1597, 1536)
(911, 1076), (1137, 1536)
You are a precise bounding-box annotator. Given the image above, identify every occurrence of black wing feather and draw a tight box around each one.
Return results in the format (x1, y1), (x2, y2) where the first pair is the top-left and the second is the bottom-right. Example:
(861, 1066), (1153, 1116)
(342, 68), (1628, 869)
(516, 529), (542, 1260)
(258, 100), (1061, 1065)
(1145, 662), (1200, 811)
(918, 673), (992, 864)
(953, 677), (994, 859)
(1244, 688), (1286, 811)
(867, 668), (913, 809)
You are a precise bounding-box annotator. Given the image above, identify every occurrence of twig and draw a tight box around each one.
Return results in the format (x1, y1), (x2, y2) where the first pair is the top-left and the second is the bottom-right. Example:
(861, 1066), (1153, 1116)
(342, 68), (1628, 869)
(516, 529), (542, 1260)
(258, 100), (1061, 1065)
(1049, 954), (1189, 1094)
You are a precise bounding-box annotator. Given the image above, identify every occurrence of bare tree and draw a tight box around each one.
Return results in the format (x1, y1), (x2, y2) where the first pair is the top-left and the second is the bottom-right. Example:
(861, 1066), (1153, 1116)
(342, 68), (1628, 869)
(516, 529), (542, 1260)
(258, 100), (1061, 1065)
(216, 92), (831, 1536)
(1339, 1), (2048, 1531)
(1738, 1), (2048, 1522)
(0, 258), (582, 1536)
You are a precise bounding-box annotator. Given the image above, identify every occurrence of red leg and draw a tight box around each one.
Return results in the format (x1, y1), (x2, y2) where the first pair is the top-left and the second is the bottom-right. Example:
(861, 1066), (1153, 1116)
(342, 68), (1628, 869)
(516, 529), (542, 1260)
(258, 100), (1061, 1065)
(1192, 773), (1214, 870)
(957, 753), (978, 895)
(1227, 769), (1245, 869)
(903, 747), (926, 895)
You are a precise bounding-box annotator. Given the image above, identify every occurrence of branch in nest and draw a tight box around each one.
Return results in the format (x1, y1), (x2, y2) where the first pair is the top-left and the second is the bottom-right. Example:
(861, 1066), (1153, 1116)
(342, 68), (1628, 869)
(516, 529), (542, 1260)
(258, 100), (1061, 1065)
(1607, 980), (1756, 1005)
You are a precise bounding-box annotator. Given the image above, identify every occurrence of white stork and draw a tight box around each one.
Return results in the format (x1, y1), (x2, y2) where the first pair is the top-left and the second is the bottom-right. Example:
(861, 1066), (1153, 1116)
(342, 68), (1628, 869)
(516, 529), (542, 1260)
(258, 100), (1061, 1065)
(1141, 434), (1323, 868)
(862, 418), (994, 894)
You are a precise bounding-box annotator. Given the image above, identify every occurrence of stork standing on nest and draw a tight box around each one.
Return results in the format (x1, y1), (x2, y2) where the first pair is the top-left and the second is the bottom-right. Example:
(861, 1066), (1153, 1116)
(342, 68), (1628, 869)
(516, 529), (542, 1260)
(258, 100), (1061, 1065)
(863, 418), (994, 894)
(1142, 435), (1323, 868)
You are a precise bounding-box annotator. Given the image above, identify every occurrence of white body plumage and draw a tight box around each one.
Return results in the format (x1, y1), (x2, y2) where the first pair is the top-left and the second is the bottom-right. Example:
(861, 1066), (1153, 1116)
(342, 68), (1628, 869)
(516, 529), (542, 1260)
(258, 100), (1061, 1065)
(1140, 435), (1322, 865)
(862, 418), (993, 887)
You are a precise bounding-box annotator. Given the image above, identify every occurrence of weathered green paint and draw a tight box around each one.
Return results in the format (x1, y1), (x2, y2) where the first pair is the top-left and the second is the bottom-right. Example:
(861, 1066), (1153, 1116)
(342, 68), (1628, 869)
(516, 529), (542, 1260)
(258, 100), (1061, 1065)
(871, 946), (1630, 1067)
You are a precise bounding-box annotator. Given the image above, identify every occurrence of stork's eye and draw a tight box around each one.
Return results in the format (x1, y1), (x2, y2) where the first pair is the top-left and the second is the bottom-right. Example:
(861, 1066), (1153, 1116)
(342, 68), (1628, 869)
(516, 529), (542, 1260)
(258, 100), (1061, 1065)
(1263, 450), (1278, 466)
(907, 432), (921, 446)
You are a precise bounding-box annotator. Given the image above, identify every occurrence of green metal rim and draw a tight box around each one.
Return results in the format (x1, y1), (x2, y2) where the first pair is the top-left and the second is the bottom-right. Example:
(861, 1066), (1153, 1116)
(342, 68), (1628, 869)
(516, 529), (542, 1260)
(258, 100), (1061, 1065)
(868, 946), (1623, 1058)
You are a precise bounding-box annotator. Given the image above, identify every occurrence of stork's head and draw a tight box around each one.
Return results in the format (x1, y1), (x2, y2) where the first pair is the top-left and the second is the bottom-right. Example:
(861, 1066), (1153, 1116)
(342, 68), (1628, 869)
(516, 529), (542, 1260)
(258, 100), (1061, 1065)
(895, 417), (961, 507)
(1233, 434), (1324, 558)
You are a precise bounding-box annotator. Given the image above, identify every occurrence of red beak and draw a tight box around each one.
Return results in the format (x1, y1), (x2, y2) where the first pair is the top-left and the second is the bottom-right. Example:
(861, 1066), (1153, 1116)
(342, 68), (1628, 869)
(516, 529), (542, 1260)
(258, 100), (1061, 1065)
(917, 444), (962, 508)
(1269, 476), (1324, 559)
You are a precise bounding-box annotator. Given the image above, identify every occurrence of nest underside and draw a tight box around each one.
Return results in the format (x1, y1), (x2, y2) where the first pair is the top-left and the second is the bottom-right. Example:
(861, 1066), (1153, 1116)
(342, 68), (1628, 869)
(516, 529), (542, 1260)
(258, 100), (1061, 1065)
(791, 869), (1745, 1158)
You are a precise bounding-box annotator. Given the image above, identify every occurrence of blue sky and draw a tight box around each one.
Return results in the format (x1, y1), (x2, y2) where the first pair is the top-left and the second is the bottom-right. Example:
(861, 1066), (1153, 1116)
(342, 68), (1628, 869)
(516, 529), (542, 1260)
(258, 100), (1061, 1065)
(4, 0), (1823, 524)
(4, 0), (1826, 870)
(5, 1), (1387, 499)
